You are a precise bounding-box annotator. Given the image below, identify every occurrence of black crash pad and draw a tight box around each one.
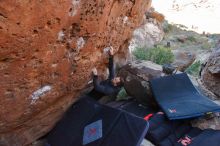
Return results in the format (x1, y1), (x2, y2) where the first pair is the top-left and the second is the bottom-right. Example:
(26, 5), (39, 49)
(46, 97), (149, 146)
(150, 73), (220, 120)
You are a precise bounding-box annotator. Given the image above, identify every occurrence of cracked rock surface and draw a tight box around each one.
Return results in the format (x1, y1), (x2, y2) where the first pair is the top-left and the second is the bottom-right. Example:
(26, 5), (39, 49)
(201, 46), (220, 98)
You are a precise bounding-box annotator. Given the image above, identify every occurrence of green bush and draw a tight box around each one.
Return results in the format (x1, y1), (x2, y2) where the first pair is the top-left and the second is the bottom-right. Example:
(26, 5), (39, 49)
(187, 36), (197, 42)
(186, 61), (201, 77)
(163, 23), (173, 33)
(201, 42), (214, 50)
(133, 46), (174, 65)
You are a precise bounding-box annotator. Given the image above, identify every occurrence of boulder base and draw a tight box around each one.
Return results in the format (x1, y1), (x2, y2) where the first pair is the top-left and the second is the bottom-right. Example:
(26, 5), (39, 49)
(118, 60), (163, 106)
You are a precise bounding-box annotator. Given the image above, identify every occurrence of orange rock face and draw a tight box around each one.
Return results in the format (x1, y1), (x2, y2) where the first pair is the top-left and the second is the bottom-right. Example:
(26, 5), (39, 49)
(0, 0), (151, 145)
(146, 10), (165, 23)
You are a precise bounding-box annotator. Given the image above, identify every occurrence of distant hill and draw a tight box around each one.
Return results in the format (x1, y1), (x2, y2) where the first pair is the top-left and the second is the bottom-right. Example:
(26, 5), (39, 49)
(152, 0), (220, 33)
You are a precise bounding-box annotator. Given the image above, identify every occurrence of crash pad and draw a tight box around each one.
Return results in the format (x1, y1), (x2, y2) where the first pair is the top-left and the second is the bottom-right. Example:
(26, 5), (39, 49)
(147, 113), (220, 146)
(46, 96), (149, 146)
(150, 73), (220, 120)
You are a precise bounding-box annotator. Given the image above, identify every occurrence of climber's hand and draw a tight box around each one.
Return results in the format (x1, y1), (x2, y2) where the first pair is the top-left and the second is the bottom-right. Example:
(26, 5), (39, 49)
(109, 46), (114, 56)
(92, 68), (98, 76)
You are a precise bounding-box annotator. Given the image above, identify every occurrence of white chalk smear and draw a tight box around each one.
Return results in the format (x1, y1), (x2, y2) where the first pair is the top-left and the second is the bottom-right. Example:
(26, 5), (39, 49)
(58, 30), (65, 41)
(69, 0), (80, 17)
(123, 16), (129, 24)
(30, 85), (52, 104)
(77, 37), (85, 50)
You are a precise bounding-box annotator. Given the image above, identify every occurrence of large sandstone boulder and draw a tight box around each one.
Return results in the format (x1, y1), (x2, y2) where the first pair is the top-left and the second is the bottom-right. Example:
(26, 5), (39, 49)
(0, 0), (152, 145)
(201, 47), (220, 98)
(118, 60), (163, 106)
(146, 8), (165, 23)
(190, 46), (220, 130)
(129, 10), (164, 51)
